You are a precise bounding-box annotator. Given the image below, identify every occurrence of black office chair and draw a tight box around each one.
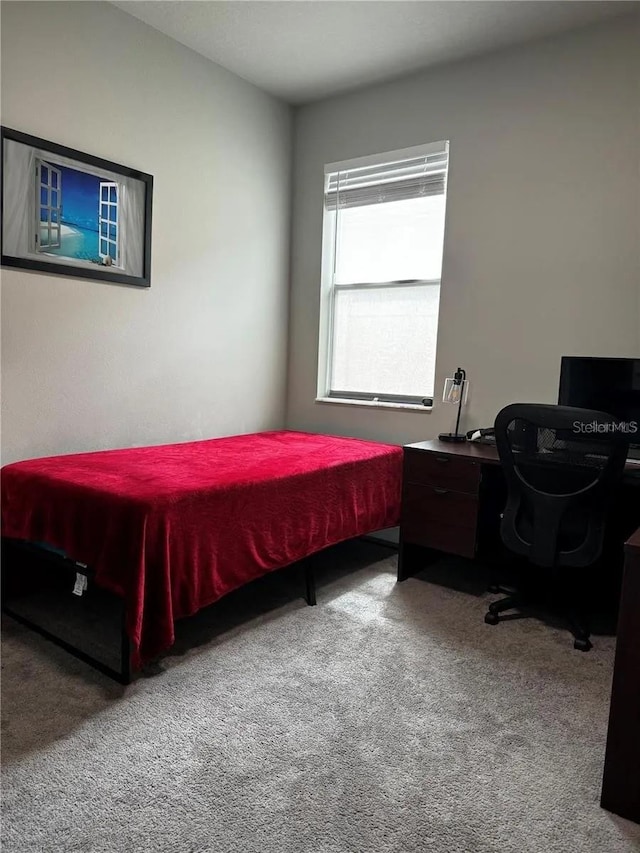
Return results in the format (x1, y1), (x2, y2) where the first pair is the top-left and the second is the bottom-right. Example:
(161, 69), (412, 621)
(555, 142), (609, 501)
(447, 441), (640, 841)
(485, 403), (629, 650)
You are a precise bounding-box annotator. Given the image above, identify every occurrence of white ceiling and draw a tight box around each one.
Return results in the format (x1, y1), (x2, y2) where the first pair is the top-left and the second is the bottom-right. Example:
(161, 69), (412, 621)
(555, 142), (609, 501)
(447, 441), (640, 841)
(113, 1), (635, 104)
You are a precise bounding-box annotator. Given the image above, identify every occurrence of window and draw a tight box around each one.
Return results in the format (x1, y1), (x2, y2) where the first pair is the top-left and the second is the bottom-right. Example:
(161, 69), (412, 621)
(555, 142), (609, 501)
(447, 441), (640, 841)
(318, 141), (449, 407)
(34, 162), (121, 266)
(99, 182), (119, 263)
(36, 160), (62, 251)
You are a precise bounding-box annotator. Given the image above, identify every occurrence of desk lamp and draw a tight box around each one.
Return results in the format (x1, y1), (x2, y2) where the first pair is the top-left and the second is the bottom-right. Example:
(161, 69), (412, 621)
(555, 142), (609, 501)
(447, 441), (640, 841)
(438, 367), (468, 443)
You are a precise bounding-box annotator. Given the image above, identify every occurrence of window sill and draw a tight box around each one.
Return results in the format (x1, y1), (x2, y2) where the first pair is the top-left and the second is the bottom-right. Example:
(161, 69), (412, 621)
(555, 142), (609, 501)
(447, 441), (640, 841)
(315, 396), (433, 412)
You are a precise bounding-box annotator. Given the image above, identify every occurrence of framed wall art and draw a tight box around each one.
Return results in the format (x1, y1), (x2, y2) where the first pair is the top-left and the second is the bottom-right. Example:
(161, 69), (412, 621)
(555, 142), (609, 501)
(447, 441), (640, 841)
(1, 127), (153, 287)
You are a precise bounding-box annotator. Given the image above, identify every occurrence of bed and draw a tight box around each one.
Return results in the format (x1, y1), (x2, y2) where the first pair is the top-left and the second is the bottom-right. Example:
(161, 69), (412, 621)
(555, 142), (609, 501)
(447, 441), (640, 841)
(1, 430), (403, 678)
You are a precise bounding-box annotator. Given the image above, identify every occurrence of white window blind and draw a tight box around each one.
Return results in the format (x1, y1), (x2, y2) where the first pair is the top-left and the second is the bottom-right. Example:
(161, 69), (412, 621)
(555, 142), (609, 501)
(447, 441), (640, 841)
(325, 150), (447, 210)
(318, 141), (449, 406)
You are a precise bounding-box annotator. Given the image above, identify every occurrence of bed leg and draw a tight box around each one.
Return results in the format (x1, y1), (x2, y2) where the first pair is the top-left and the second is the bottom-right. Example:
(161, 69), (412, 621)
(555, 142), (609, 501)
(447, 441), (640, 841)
(304, 562), (317, 606)
(120, 615), (132, 685)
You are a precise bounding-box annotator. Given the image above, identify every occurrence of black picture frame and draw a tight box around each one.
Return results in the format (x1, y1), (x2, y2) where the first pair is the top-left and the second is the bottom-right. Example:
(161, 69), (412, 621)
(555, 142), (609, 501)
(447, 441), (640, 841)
(1, 126), (153, 287)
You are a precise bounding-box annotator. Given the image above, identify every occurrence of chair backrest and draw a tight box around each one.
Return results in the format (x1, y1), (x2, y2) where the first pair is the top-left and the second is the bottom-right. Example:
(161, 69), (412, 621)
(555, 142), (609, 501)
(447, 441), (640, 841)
(494, 403), (629, 568)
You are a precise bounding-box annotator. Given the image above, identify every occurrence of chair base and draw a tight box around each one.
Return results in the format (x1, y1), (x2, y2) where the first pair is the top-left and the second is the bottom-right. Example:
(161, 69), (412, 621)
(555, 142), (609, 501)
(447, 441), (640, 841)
(484, 586), (592, 651)
(568, 609), (592, 651)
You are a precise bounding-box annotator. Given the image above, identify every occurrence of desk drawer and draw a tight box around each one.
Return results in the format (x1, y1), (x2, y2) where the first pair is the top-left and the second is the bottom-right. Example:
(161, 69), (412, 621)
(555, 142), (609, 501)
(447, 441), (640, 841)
(402, 483), (479, 529)
(401, 483), (478, 559)
(403, 449), (481, 494)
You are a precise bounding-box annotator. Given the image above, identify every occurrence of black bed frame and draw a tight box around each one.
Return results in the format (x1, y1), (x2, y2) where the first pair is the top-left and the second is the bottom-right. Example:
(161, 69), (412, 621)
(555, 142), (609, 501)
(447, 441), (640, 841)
(1, 538), (319, 685)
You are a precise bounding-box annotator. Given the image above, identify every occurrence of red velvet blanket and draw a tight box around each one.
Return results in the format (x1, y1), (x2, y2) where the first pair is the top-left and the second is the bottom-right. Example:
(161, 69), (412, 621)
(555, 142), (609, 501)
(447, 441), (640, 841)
(2, 430), (402, 666)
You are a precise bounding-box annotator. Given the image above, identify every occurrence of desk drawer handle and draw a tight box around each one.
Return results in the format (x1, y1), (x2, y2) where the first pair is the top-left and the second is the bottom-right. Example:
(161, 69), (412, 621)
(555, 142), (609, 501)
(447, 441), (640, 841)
(435, 456), (450, 463)
(433, 487), (449, 495)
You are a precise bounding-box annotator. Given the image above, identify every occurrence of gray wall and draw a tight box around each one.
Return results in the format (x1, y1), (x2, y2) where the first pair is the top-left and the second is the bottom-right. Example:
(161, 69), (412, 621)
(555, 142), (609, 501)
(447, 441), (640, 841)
(1, 2), (292, 463)
(286, 15), (640, 444)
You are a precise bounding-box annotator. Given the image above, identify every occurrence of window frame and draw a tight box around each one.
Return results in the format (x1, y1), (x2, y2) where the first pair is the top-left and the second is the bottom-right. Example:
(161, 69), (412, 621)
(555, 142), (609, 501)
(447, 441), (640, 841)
(35, 159), (62, 252)
(316, 141), (449, 410)
(99, 181), (120, 264)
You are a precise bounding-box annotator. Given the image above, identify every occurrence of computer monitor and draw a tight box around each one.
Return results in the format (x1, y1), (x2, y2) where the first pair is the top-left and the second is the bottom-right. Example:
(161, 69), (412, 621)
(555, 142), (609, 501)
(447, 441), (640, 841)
(558, 356), (640, 449)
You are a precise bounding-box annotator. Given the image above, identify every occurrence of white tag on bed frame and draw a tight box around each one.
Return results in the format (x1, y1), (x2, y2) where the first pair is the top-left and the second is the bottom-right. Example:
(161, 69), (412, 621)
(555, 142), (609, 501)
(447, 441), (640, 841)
(72, 572), (88, 596)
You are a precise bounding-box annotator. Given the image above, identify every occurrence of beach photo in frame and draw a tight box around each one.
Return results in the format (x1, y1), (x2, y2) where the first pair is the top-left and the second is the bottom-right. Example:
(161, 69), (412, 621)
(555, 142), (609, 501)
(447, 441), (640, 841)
(1, 127), (153, 287)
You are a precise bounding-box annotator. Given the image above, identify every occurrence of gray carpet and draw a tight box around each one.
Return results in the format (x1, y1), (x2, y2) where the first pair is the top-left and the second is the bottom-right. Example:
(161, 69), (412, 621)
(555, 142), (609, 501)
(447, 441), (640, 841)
(2, 542), (639, 853)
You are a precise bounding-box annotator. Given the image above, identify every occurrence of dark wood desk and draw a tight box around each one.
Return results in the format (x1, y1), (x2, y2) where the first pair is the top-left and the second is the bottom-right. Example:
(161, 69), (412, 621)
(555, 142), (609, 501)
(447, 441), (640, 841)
(399, 439), (640, 580)
(601, 527), (640, 823)
(398, 438), (640, 825)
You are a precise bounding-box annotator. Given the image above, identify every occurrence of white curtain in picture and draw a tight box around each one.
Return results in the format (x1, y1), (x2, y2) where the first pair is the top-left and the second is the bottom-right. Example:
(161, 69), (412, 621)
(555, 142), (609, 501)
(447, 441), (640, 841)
(120, 179), (144, 278)
(2, 140), (35, 258)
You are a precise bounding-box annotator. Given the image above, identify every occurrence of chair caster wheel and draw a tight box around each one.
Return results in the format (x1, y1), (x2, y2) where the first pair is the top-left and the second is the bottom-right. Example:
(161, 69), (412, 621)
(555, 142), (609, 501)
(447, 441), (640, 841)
(485, 612), (500, 626)
(573, 638), (592, 652)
